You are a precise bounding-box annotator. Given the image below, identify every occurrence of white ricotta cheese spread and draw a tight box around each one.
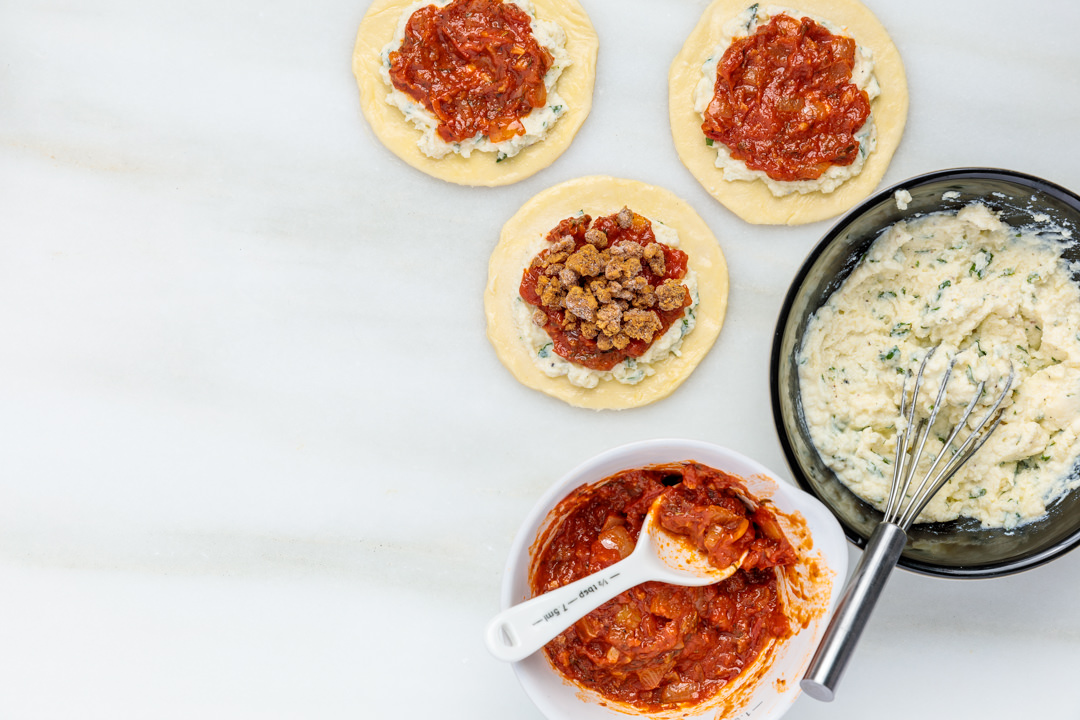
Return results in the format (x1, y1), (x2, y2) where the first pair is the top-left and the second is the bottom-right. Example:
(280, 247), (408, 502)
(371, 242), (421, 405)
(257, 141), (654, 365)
(380, 0), (571, 160)
(693, 4), (880, 197)
(799, 203), (1080, 528)
(513, 222), (700, 389)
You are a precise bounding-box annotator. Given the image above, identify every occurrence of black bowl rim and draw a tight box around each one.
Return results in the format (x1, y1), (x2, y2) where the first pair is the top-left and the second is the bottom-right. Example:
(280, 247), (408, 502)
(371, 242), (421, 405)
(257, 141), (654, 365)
(769, 167), (1080, 579)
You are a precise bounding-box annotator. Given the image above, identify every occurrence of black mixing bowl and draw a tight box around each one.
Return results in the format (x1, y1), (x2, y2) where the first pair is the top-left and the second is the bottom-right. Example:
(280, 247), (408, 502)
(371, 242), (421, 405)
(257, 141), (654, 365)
(771, 168), (1080, 578)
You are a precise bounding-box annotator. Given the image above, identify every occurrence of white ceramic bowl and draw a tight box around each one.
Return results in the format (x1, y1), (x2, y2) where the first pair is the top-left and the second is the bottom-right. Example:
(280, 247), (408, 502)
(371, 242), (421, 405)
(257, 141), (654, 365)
(498, 438), (848, 720)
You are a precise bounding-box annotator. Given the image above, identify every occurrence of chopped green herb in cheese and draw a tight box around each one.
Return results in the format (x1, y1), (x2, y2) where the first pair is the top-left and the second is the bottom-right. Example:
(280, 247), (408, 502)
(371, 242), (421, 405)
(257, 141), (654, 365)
(799, 203), (1080, 529)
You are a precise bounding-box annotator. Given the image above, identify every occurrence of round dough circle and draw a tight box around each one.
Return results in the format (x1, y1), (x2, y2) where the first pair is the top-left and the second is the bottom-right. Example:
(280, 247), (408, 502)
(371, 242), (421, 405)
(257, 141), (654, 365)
(352, 0), (598, 187)
(485, 176), (730, 410)
(669, 0), (908, 225)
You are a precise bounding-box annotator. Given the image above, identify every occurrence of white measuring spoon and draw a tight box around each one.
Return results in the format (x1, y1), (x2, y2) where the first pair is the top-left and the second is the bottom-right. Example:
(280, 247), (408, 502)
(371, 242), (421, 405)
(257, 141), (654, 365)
(484, 503), (746, 662)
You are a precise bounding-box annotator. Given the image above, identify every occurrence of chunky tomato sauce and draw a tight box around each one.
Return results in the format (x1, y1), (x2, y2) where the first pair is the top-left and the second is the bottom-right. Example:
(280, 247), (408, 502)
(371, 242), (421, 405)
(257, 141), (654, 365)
(519, 211), (691, 371)
(387, 0), (552, 144)
(531, 462), (796, 710)
(701, 13), (871, 182)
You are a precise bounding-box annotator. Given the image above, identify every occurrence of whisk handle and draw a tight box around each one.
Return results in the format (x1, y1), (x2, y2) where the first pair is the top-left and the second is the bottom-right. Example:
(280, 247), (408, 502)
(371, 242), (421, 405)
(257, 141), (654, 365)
(800, 522), (908, 702)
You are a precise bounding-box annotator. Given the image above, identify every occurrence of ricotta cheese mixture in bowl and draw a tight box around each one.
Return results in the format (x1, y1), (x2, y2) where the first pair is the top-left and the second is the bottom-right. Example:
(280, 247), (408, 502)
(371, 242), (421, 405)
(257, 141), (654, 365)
(771, 168), (1080, 577)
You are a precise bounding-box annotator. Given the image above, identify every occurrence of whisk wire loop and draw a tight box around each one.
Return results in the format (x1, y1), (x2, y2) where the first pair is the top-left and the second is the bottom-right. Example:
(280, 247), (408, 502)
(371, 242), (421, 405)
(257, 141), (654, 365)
(885, 345), (943, 523)
(887, 348), (1015, 530)
(802, 345), (1015, 703)
(897, 367), (1014, 528)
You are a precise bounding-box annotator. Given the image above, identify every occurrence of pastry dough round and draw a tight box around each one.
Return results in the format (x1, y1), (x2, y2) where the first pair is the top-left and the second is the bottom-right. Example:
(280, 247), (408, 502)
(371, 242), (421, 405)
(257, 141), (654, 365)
(485, 176), (729, 410)
(352, 0), (598, 187)
(669, 0), (908, 225)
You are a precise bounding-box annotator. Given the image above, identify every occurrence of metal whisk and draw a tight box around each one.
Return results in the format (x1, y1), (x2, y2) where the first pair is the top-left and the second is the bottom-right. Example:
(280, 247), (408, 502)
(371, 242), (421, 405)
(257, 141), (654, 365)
(801, 345), (1014, 702)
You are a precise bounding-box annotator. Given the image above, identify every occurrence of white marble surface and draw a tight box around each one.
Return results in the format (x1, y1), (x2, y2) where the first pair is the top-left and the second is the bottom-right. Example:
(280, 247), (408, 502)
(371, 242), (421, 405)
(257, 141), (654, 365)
(2, 0), (1079, 717)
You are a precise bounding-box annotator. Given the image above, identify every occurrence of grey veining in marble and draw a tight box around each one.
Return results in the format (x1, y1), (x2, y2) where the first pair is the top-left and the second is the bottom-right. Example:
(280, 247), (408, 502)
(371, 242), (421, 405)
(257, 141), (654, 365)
(2, 0), (1079, 718)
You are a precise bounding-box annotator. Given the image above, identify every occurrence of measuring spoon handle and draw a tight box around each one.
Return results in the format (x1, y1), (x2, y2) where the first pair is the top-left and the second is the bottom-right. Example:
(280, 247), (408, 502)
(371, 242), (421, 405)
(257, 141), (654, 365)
(484, 555), (646, 662)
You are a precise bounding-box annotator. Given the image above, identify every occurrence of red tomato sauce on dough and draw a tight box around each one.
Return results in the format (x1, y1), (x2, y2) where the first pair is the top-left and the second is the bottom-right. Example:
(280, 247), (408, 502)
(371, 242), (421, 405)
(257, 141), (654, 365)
(701, 13), (871, 182)
(519, 211), (690, 372)
(387, 0), (553, 144)
(531, 462), (797, 710)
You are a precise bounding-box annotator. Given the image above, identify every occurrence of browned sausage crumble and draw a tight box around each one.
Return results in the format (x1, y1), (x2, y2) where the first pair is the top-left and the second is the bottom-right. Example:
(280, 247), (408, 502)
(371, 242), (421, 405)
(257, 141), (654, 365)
(521, 208), (691, 368)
